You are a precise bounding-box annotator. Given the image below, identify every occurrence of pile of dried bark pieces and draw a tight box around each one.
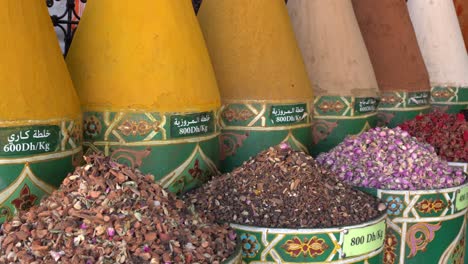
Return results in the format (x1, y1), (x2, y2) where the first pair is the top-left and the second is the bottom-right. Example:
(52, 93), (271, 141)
(0, 155), (236, 264)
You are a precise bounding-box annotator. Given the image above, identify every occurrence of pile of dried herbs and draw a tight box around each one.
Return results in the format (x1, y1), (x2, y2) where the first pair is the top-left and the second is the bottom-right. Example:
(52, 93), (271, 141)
(317, 127), (466, 190)
(186, 144), (385, 229)
(0, 155), (236, 264)
(399, 111), (468, 162)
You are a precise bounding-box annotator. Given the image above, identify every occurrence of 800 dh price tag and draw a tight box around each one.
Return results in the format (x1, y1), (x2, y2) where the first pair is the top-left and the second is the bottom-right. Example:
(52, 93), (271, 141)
(342, 220), (385, 257)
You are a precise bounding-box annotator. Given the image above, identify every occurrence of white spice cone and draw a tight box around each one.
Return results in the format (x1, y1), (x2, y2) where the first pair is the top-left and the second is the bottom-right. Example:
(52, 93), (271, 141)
(287, 0), (379, 155)
(287, 0), (379, 97)
(407, 0), (468, 87)
(408, 0), (468, 112)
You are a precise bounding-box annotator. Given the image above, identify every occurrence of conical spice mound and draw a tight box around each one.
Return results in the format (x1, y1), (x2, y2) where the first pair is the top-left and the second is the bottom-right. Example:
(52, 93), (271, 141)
(198, 0), (314, 172)
(352, 0), (431, 127)
(408, 0), (468, 113)
(66, 0), (221, 194)
(288, 0), (379, 155)
(454, 0), (468, 53)
(0, 1), (81, 223)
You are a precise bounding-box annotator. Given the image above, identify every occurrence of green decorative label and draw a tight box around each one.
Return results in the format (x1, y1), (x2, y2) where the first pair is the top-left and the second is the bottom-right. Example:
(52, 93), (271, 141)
(354, 98), (378, 114)
(270, 104), (307, 125)
(170, 112), (214, 138)
(342, 220), (385, 257)
(407, 92), (430, 106)
(456, 185), (468, 211)
(0, 125), (60, 157)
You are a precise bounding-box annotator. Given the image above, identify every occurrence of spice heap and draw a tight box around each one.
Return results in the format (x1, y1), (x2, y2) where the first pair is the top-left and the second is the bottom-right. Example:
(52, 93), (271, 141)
(399, 111), (468, 162)
(0, 155), (236, 264)
(187, 144), (384, 229)
(317, 127), (466, 190)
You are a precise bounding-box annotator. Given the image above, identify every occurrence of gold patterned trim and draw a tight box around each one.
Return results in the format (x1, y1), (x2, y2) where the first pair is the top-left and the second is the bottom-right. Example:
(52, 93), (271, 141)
(313, 113), (377, 120)
(219, 101), (313, 129)
(222, 99), (314, 104)
(0, 147), (81, 165)
(0, 117), (81, 128)
(159, 144), (219, 188)
(0, 164), (56, 205)
(92, 132), (219, 148)
(223, 123), (312, 131)
(378, 105), (431, 112)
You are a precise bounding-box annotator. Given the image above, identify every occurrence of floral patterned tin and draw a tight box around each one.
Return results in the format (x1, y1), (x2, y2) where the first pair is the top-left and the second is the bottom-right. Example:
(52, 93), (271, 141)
(230, 213), (386, 263)
(360, 180), (468, 264)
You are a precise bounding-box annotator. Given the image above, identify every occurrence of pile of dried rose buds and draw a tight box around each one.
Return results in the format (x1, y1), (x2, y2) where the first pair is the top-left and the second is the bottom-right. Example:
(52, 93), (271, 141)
(399, 111), (468, 162)
(316, 127), (466, 190)
(0, 155), (236, 264)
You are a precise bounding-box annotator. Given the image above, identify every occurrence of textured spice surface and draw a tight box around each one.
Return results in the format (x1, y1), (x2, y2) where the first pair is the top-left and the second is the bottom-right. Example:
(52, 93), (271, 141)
(187, 144), (384, 229)
(455, 0), (468, 52)
(317, 127), (466, 190)
(400, 111), (468, 162)
(0, 155), (236, 264)
(352, 0), (430, 92)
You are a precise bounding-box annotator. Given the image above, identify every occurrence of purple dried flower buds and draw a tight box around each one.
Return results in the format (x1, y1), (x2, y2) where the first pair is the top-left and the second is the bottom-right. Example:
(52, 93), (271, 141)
(317, 127), (466, 190)
(143, 245), (151, 253)
(107, 227), (115, 238)
(228, 230), (237, 241)
(279, 142), (290, 150)
(49, 251), (64, 261)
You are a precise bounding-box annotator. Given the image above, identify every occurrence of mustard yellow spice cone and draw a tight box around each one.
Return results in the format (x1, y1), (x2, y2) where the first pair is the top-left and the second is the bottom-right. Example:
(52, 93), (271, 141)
(66, 1), (220, 113)
(198, 0), (314, 171)
(66, 0), (221, 194)
(0, 1), (82, 223)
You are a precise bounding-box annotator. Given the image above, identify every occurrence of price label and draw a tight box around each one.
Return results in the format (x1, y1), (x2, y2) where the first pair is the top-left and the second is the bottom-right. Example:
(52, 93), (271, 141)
(407, 92), (430, 106)
(170, 112), (214, 138)
(354, 97), (378, 114)
(342, 220), (385, 257)
(0, 125), (60, 157)
(270, 104), (308, 125)
(456, 185), (468, 211)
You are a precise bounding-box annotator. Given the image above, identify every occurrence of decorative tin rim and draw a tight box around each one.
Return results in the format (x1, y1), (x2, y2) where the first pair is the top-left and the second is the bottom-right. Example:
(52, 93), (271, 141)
(448, 161), (468, 171)
(359, 175), (468, 195)
(229, 212), (386, 234)
(222, 244), (243, 264)
(229, 213), (386, 262)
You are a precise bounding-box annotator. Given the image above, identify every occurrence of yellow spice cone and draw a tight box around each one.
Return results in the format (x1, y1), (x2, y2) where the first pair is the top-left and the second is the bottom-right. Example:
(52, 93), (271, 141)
(67, 1), (220, 112)
(198, 0), (314, 171)
(66, 0), (221, 194)
(0, 2), (80, 121)
(0, 1), (81, 223)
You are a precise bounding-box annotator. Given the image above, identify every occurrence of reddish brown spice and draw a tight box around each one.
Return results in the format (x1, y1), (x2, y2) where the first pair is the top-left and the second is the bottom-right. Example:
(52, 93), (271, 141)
(0, 155), (236, 264)
(352, 0), (430, 92)
(399, 111), (468, 162)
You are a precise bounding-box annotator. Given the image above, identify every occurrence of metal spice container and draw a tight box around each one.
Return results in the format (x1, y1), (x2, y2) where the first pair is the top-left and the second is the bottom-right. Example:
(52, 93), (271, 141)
(0, 155), (238, 264)
(318, 127), (468, 263)
(186, 144), (387, 263)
